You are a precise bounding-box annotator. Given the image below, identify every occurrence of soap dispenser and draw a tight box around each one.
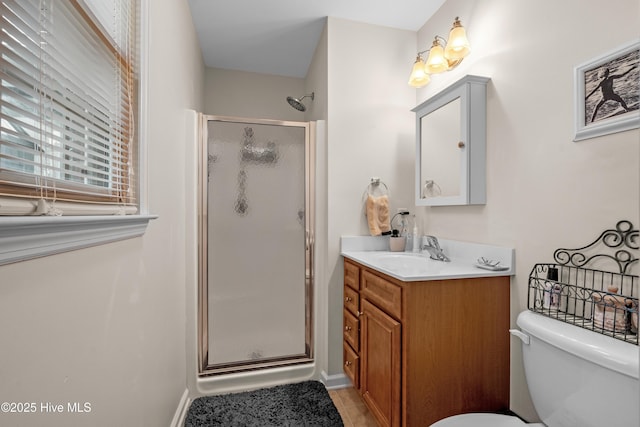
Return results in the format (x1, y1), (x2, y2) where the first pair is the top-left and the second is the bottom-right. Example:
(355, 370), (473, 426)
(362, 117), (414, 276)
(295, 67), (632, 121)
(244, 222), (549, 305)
(403, 214), (413, 252)
(411, 215), (419, 252)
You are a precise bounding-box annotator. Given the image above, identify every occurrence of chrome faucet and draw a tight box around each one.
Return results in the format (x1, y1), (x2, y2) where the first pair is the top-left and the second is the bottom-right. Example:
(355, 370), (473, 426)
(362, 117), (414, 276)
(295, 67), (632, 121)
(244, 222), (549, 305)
(422, 235), (450, 262)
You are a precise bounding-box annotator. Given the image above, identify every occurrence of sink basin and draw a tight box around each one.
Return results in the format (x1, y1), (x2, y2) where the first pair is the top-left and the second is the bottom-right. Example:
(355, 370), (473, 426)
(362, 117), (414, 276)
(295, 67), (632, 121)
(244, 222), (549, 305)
(366, 252), (442, 272)
(366, 252), (424, 261)
(373, 252), (425, 260)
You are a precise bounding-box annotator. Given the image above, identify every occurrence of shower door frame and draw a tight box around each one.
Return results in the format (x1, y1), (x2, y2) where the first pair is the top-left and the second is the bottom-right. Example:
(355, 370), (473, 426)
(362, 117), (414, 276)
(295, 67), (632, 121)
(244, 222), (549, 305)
(197, 115), (315, 377)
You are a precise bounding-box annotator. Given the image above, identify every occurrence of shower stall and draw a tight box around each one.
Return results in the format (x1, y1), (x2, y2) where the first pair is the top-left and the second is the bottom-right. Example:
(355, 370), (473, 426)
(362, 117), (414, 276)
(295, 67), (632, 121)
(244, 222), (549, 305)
(197, 116), (315, 376)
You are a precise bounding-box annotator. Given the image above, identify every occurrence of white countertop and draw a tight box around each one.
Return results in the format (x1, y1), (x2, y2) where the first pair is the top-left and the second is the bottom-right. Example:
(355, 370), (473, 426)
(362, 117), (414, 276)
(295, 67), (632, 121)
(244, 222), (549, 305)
(341, 236), (515, 282)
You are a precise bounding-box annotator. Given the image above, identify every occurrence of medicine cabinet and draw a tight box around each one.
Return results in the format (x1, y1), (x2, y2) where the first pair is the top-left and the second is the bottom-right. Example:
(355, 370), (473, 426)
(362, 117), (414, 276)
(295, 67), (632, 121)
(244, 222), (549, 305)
(413, 75), (489, 206)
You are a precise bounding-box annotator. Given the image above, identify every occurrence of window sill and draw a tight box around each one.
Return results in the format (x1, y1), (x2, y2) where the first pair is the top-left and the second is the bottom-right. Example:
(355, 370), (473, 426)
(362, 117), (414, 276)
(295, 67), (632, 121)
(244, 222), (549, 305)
(0, 215), (157, 266)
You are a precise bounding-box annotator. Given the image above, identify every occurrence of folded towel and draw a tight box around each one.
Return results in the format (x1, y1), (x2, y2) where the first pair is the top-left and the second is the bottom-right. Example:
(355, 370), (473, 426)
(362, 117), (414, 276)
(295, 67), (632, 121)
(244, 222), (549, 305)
(366, 194), (391, 236)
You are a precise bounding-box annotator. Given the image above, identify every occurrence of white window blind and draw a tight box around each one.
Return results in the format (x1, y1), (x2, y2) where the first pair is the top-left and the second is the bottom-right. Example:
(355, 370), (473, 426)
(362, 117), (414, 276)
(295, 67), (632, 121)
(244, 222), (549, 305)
(0, 0), (138, 215)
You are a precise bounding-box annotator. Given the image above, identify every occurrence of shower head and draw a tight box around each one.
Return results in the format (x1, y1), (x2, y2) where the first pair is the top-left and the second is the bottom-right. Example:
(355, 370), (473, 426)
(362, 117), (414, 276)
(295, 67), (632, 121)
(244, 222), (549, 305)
(286, 92), (314, 112)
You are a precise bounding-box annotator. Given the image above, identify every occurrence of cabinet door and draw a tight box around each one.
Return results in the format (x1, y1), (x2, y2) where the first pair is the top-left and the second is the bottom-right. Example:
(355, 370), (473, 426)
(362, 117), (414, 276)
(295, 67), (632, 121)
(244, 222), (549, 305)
(360, 299), (401, 427)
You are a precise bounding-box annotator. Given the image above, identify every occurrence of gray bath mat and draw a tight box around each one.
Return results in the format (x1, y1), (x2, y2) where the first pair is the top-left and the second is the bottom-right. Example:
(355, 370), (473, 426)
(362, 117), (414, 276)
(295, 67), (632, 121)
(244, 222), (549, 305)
(185, 380), (344, 426)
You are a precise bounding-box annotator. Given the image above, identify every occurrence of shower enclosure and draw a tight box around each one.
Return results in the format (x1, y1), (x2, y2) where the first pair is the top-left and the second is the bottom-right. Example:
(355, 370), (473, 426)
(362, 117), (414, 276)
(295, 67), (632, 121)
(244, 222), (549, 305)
(198, 116), (314, 376)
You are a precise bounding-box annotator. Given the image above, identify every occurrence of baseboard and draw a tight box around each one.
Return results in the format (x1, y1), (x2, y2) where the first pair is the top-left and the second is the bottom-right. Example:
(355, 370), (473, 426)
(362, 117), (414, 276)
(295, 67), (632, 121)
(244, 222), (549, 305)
(170, 388), (191, 427)
(320, 371), (351, 390)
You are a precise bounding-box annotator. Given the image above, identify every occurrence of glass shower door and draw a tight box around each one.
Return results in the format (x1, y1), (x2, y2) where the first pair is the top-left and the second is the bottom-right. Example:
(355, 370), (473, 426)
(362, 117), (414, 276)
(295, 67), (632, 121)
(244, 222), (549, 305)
(199, 116), (313, 375)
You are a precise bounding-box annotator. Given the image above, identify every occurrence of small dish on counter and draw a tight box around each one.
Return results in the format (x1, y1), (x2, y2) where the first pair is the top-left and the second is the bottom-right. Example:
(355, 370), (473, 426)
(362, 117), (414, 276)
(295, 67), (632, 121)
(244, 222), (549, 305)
(475, 263), (510, 271)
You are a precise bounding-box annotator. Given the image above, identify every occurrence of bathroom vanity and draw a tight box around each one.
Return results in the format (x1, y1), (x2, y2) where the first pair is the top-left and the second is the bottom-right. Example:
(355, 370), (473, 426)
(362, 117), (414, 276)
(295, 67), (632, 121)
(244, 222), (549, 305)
(341, 237), (513, 427)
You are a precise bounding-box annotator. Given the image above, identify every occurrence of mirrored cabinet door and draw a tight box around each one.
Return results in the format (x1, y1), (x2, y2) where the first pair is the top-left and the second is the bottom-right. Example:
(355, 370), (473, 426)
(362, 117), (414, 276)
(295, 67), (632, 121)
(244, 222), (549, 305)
(420, 97), (462, 199)
(413, 75), (489, 206)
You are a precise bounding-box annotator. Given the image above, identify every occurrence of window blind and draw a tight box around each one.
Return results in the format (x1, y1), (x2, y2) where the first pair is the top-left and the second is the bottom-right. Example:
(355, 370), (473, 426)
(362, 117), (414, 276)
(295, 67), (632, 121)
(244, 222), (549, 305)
(0, 0), (138, 215)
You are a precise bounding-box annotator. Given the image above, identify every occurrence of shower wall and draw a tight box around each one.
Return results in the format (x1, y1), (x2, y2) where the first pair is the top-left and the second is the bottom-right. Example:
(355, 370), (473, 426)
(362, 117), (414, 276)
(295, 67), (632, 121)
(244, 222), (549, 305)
(203, 117), (311, 371)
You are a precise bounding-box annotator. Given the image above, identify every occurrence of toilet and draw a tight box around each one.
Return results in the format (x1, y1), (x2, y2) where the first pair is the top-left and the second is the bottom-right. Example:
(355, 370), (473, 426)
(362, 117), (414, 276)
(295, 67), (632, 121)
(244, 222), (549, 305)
(431, 310), (639, 427)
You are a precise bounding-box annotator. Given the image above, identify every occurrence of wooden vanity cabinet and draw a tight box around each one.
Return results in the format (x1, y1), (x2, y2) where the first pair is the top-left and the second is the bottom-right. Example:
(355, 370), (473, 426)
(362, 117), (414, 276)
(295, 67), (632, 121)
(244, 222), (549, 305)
(343, 258), (510, 427)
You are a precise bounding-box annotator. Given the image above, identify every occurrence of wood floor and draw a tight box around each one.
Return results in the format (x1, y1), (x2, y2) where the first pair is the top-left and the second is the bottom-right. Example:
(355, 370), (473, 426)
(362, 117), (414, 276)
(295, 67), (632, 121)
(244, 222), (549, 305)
(329, 386), (380, 427)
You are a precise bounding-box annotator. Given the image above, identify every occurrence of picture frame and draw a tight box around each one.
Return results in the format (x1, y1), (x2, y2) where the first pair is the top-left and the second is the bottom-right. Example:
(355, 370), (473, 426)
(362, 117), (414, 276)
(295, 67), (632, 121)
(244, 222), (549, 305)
(574, 40), (640, 141)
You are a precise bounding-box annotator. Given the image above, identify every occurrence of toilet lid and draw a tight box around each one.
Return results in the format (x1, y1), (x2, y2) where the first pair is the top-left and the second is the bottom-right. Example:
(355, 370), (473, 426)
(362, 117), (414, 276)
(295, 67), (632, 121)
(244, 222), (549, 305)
(430, 413), (527, 427)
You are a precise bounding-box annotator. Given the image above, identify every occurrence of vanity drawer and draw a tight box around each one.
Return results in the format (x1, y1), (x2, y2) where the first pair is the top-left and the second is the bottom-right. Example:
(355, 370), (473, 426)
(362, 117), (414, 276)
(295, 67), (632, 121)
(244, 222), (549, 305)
(343, 309), (359, 351)
(343, 341), (360, 389)
(344, 285), (360, 316)
(361, 270), (402, 320)
(344, 260), (360, 290)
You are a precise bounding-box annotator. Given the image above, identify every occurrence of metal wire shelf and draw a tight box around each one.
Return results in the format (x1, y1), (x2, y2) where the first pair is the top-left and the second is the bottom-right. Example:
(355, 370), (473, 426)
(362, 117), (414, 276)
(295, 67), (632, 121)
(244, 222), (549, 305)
(527, 220), (638, 345)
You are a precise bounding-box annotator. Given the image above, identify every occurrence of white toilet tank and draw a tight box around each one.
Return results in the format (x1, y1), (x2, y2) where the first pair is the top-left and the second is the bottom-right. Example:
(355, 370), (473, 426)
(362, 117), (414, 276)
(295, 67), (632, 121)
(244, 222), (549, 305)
(516, 310), (639, 427)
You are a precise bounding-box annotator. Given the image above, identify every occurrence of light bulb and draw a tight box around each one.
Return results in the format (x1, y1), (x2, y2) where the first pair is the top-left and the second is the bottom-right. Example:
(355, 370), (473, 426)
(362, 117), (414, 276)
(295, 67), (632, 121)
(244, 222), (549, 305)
(444, 18), (470, 61)
(408, 56), (430, 88)
(425, 39), (448, 74)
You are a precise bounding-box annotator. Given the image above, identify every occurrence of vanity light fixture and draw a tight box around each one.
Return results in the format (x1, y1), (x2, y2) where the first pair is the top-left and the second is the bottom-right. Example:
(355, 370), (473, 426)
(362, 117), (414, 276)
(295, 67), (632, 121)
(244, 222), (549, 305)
(408, 17), (471, 88)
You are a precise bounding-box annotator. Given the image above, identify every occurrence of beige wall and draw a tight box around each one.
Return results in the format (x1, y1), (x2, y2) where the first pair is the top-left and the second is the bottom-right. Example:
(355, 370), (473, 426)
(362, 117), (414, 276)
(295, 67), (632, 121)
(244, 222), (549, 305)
(0, 0), (205, 425)
(325, 17), (418, 375)
(204, 68), (305, 120)
(303, 22), (328, 124)
(413, 0), (640, 421)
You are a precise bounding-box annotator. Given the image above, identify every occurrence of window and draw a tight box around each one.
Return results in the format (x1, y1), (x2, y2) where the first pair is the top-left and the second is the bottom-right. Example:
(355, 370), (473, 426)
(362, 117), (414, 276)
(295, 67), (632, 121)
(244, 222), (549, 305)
(0, 0), (138, 215)
(0, 0), (154, 266)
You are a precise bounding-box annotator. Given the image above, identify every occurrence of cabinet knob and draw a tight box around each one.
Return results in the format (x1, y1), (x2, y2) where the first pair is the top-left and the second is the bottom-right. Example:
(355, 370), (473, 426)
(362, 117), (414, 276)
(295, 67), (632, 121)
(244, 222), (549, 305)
(458, 141), (465, 148)
(357, 310), (362, 317)
(345, 296), (352, 303)
(344, 325), (352, 331)
(345, 361), (352, 367)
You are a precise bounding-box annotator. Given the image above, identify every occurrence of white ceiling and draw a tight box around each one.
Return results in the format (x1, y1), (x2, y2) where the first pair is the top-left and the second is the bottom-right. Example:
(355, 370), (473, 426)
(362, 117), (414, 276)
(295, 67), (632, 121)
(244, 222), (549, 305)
(187, 0), (445, 78)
